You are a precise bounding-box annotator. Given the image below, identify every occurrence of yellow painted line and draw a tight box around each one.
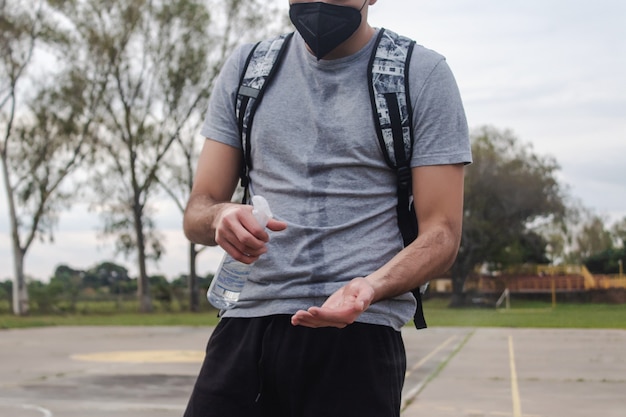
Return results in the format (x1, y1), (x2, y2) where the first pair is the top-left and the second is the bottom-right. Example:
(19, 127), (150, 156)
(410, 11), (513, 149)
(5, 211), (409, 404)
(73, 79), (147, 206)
(508, 336), (523, 417)
(71, 350), (205, 363)
(405, 335), (457, 378)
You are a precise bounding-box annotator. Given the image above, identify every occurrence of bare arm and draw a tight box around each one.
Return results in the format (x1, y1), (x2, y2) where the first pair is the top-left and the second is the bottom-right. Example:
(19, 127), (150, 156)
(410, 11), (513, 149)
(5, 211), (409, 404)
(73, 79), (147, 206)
(183, 139), (287, 263)
(366, 164), (465, 301)
(291, 163), (465, 328)
(183, 139), (241, 246)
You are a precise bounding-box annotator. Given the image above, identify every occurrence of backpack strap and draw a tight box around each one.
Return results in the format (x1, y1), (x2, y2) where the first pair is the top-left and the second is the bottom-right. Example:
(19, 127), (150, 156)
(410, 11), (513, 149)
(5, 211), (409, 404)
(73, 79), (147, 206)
(236, 32), (294, 203)
(368, 28), (417, 245)
(368, 28), (427, 330)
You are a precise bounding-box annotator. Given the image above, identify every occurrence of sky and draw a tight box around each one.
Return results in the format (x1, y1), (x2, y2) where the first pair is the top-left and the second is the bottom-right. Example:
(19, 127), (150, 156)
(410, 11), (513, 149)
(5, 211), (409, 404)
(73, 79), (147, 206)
(1, 0), (625, 282)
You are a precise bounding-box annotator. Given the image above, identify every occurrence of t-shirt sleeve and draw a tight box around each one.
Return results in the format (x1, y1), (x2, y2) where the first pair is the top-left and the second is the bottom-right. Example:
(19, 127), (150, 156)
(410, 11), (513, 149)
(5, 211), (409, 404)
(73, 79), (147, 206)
(200, 44), (255, 149)
(410, 57), (472, 167)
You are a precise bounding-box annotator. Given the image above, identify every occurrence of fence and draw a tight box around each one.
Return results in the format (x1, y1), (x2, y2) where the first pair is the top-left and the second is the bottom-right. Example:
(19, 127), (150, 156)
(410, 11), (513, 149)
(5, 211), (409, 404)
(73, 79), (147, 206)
(461, 264), (626, 294)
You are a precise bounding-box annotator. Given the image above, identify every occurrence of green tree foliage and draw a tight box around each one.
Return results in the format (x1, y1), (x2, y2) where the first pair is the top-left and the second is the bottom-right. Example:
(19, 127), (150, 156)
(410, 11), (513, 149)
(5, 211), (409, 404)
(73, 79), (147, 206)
(0, 280), (11, 311)
(584, 247), (626, 275)
(577, 215), (626, 274)
(27, 279), (64, 313)
(32, 261), (136, 312)
(563, 212), (614, 264)
(49, 265), (83, 311)
(450, 126), (567, 305)
(611, 216), (626, 248)
(84, 261), (132, 292)
(576, 215), (614, 259)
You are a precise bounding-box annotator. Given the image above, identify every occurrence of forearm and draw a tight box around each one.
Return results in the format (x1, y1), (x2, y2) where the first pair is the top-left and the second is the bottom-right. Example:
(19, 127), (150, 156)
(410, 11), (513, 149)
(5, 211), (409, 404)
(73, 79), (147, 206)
(365, 224), (460, 303)
(365, 164), (466, 303)
(291, 223), (461, 329)
(183, 194), (233, 247)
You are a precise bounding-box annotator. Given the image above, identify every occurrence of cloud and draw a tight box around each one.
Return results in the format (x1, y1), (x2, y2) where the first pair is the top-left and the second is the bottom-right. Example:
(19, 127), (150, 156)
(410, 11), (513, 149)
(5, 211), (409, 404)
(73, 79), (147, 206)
(369, 0), (626, 222)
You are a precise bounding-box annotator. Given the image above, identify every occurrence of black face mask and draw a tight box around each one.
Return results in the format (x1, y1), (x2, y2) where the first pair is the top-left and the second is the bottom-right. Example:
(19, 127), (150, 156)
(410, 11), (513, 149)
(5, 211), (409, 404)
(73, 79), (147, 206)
(289, 1), (367, 60)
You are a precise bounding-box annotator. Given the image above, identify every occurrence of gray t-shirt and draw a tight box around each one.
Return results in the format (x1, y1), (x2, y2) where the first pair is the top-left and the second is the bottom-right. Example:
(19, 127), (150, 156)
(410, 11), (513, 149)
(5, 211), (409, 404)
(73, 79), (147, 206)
(201, 30), (472, 330)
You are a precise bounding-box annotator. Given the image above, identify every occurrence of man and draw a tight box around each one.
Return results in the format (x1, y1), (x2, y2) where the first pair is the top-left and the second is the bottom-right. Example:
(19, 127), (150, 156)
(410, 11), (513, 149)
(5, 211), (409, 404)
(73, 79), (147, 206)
(182, 1), (472, 416)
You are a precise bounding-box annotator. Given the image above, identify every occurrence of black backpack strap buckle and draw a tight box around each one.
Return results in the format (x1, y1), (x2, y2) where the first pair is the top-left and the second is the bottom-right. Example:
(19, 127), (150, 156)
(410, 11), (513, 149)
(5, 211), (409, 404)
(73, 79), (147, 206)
(397, 165), (412, 191)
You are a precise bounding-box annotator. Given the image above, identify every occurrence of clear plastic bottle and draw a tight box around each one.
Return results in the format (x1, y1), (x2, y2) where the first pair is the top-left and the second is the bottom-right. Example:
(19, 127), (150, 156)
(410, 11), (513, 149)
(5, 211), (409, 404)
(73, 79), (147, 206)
(207, 195), (273, 310)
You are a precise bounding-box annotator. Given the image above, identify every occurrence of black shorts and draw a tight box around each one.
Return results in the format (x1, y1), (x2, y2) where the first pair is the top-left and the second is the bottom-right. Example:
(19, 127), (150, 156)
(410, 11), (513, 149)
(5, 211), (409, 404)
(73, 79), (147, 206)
(183, 315), (406, 417)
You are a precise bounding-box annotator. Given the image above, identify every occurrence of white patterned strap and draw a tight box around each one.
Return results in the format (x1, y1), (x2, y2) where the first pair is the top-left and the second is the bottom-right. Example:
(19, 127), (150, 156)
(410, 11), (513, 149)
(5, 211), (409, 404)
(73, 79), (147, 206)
(369, 28), (415, 168)
(235, 33), (293, 197)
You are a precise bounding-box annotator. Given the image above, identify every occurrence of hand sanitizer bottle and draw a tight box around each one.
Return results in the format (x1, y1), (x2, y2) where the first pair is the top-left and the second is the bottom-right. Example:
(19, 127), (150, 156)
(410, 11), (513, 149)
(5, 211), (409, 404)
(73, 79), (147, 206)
(207, 195), (272, 310)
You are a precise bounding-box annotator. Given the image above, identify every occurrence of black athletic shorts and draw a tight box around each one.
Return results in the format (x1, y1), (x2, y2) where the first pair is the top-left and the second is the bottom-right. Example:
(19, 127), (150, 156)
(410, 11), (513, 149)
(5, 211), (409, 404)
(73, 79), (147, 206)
(183, 315), (406, 417)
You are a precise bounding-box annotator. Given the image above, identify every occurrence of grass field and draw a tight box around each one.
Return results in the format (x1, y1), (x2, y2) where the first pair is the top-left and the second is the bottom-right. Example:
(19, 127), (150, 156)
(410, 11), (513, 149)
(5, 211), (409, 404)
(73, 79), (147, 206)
(2, 298), (625, 330)
(423, 298), (626, 329)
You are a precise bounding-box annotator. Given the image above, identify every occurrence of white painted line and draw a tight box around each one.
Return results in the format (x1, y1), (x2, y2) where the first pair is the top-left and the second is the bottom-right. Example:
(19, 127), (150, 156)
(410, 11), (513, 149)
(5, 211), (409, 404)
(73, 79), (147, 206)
(401, 335), (465, 410)
(22, 404), (53, 417)
(405, 335), (457, 378)
(508, 335), (523, 417)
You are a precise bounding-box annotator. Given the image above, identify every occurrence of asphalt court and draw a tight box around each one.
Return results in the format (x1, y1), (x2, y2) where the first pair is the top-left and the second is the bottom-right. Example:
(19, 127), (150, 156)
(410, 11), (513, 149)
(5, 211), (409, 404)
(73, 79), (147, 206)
(0, 326), (624, 417)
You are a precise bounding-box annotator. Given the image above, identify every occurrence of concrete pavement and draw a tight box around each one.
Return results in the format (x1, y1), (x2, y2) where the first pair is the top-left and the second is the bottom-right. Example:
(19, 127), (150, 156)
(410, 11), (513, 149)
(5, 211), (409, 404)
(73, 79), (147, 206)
(401, 327), (626, 417)
(0, 325), (624, 417)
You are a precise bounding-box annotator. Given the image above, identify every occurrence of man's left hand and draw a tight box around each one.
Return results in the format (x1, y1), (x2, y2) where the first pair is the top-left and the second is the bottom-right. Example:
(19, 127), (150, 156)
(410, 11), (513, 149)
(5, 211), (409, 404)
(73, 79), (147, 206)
(290, 278), (375, 328)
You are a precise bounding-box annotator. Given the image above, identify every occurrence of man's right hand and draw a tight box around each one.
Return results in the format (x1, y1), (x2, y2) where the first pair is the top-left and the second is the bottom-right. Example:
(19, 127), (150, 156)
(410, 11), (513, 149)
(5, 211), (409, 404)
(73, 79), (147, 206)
(214, 203), (287, 264)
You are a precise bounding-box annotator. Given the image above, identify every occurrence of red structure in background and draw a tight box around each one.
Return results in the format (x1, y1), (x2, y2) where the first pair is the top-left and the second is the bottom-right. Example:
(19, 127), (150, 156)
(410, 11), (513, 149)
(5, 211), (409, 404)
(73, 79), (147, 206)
(430, 265), (626, 302)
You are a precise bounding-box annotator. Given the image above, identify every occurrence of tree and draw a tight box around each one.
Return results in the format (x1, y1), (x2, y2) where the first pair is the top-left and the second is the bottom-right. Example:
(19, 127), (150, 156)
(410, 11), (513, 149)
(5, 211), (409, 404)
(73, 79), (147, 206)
(450, 126), (567, 305)
(611, 216), (626, 248)
(156, 0), (285, 312)
(28, 278), (63, 313)
(50, 0), (232, 312)
(559, 212), (626, 275)
(0, 280), (11, 310)
(84, 261), (132, 293)
(569, 214), (614, 263)
(1, 0), (99, 315)
(493, 230), (550, 267)
(1, 0), (41, 315)
(584, 247), (626, 275)
(50, 265), (83, 312)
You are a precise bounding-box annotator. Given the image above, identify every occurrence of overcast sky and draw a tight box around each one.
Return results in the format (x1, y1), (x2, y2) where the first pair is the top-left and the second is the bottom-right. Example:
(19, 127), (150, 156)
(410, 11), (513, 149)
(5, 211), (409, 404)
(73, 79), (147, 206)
(1, 0), (625, 281)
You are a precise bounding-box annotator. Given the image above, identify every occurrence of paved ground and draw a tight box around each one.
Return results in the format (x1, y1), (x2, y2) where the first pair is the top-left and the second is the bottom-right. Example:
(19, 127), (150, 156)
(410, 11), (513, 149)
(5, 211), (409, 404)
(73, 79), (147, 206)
(0, 326), (624, 417)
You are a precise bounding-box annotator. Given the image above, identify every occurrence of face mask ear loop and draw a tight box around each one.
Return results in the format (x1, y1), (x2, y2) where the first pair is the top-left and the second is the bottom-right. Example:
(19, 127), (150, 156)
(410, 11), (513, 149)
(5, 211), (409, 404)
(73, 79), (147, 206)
(359, 0), (368, 12)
